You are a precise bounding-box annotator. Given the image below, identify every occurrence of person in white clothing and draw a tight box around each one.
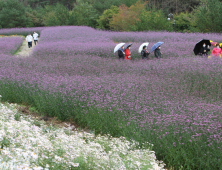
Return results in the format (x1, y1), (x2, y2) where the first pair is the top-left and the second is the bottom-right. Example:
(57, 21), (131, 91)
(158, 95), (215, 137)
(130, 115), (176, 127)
(26, 33), (33, 48)
(33, 32), (39, 45)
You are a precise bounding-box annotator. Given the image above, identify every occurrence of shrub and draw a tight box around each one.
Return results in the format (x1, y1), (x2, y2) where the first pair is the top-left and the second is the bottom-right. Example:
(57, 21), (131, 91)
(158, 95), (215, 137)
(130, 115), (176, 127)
(69, 0), (98, 27)
(194, 0), (222, 32)
(138, 9), (173, 32)
(110, 1), (145, 31)
(43, 3), (69, 26)
(174, 12), (199, 32)
(97, 5), (119, 30)
(0, 0), (31, 28)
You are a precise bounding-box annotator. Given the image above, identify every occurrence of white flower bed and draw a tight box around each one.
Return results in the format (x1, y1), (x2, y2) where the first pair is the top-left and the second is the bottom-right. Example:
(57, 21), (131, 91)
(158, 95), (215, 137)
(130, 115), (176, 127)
(0, 100), (165, 170)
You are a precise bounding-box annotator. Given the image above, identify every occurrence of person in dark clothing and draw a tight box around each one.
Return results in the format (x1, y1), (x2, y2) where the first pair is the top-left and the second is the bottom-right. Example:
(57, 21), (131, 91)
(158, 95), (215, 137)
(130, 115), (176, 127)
(141, 45), (150, 59)
(118, 45), (125, 60)
(154, 46), (162, 58)
(199, 43), (210, 56)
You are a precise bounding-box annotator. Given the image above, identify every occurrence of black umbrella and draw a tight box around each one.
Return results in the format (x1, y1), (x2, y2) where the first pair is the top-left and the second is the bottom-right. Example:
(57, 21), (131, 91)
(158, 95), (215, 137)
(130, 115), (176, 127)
(123, 43), (132, 50)
(193, 39), (211, 55)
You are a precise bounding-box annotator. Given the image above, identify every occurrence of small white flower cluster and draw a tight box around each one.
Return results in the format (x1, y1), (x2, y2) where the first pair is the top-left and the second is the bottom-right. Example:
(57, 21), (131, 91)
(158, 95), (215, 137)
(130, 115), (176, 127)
(0, 102), (165, 170)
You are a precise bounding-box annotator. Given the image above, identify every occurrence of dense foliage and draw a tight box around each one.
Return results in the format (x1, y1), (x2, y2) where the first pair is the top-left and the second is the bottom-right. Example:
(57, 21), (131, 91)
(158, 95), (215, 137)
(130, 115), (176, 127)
(0, 0), (32, 28)
(0, 0), (222, 32)
(0, 26), (222, 169)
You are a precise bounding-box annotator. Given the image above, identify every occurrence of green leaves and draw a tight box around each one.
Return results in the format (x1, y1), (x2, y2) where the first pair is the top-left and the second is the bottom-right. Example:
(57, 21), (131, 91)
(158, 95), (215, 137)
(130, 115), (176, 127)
(194, 0), (222, 32)
(0, 0), (31, 28)
(139, 9), (173, 31)
(97, 5), (119, 30)
(69, 0), (98, 27)
(43, 3), (70, 26)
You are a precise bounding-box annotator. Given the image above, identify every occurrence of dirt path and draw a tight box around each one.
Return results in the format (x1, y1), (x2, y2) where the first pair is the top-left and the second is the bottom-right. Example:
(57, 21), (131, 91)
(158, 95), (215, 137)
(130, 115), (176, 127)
(16, 38), (39, 58)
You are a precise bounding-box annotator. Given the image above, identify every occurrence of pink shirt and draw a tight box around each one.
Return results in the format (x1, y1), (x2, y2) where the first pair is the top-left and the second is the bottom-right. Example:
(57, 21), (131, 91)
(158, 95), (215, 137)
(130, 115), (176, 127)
(212, 47), (222, 56)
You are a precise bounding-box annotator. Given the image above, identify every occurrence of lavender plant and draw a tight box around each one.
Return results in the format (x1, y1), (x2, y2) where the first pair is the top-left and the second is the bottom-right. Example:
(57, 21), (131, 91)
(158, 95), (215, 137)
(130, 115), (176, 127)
(0, 37), (23, 55)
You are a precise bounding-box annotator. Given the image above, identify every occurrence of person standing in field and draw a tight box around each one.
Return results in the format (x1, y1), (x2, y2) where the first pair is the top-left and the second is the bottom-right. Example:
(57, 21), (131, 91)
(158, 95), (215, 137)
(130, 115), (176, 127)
(154, 46), (162, 59)
(199, 43), (210, 56)
(26, 33), (33, 48)
(124, 44), (132, 60)
(141, 45), (150, 59)
(212, 43), (222, 57)
(33, 32), (39, 45)
(118, 45), (125, 60)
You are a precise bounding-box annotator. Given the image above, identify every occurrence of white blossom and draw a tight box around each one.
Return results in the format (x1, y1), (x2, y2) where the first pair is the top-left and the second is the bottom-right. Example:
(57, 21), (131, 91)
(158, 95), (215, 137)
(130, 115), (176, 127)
(0, 101), (165, 170)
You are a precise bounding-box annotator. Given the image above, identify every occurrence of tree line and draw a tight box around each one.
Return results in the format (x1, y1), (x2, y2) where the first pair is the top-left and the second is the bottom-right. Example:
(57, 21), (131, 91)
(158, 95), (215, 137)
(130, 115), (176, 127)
(0, 0), (222, 32)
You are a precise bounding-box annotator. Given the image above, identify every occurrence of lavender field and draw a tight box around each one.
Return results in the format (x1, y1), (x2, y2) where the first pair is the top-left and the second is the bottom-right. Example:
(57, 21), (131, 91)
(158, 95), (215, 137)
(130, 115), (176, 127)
(0, 36), (23, 55)
(0, 26), (222, 169)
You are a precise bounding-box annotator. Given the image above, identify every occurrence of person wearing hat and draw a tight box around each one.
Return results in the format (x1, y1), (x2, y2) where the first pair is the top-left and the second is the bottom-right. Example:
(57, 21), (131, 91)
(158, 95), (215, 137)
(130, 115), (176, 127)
(26, 33), (33, 48)
(118, 45), (125, 60)
(212, 43), (222, 57)
(141, 45), (150, 59)
(124, 45), (132, 60)
(33, 32), (39, 45)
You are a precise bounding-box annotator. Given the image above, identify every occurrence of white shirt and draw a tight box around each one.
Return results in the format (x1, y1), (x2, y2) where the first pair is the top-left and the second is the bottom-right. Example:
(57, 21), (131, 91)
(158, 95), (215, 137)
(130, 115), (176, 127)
(26, 35), (33, 42)
(33, 33), (38, 40)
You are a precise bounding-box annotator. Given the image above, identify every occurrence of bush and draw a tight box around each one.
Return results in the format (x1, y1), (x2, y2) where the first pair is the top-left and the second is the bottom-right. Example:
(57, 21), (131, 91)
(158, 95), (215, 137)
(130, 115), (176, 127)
(173, 12), (198, 32)
(92, 0), (138, 14)
(109, 1), (174, 32)
(25, 6), (45, 27)
(110, 1), (145, 31)
(69, 0), (98, 27)
(194, 0), (222, 32)
(43, 3), (69, 26)
(138, 9), (173, 32)
(0, 0), (31, 28)
(97, 5), (119, 30)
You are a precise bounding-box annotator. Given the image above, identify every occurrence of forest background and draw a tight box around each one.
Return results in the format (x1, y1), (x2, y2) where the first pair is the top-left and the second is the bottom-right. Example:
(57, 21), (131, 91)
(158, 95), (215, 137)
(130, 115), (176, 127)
(0, 0), (222, 33)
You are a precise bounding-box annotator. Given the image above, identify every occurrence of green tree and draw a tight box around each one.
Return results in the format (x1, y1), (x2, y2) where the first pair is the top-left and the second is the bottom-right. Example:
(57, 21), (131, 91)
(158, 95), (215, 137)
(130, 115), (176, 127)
(90, 0), (138, 14)
(0, 0), (31, 28)
(43, 3), (69, 26)
(147, 0), (200, 14)
(194, 0), (222, 32)
(25, 6), (45, 27)
(110, 1), (145, 31)
(69, 0), (98, 27)
(138, 9), (173, 31)
(174, 12), (199, 32)
(97, 5), (119, 30)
